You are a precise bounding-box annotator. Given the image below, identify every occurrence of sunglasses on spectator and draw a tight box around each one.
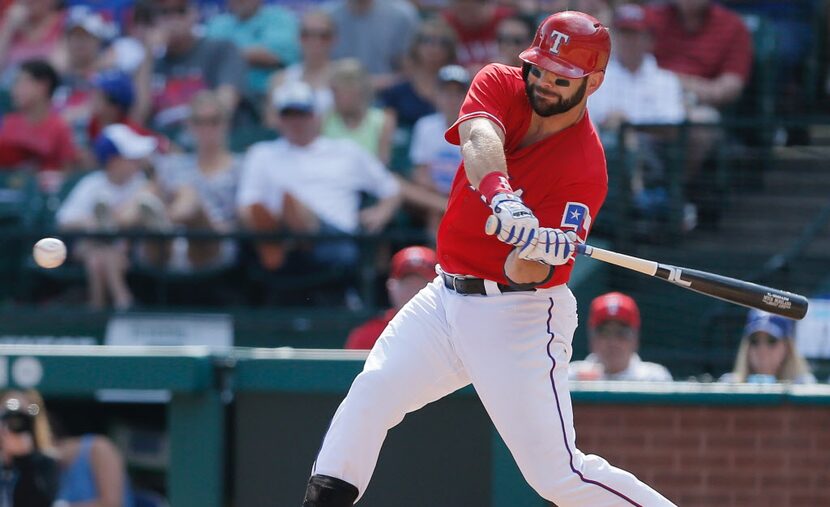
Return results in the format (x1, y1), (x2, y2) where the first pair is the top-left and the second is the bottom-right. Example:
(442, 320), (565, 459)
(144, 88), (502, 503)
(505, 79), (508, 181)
(498, 35), (528, 46)
(301, 29), (333, 40)
(749, 335), (781, 347)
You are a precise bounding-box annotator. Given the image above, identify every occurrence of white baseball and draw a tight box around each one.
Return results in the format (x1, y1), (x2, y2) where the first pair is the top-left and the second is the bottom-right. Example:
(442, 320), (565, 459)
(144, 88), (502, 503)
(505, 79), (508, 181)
(33, 238), (67, 269)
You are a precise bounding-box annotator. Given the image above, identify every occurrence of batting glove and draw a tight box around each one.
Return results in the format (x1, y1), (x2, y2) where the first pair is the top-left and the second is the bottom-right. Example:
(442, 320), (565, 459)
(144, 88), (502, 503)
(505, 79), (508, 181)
(489, 192), (538, 248)
(516, 228), (578, 266)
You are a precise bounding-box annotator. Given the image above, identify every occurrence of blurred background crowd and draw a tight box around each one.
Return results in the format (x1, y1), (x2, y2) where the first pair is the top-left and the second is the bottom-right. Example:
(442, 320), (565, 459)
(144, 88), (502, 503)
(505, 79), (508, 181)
(0, 1), (828, 505)
(0, 0), (827, 376)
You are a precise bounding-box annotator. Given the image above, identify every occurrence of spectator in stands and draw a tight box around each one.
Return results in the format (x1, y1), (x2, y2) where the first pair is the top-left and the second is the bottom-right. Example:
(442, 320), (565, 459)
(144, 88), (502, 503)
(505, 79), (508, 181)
(0, 0), (66, 87)
(398, 65), (469, 238)
(323, 59), (396, 165)
(570, 292), (673, 381)
(136, 0), (246, 136)
(87, 70), (167, 151)
(56, 124), (159, 310)
(589, 4), (686, 133)
(205, 0), (300, 99)
(588, 3), (686, 233)
(269, 9), (336, 116)
(237, 81), (400, 272)
(645, 0), (752, 227)
(720, 309), (816, 384)
(379, 17), (458, 131)
(326, 0), (420, 90)
(154, 90), (241, 271)
(0, 390), (136, 507)
(494, 15), (534, 68)
(646, 0), (752, 113)
(345, 245), (436, 349)
(0, 59), (77, 178)
(0, 395), (60, 507)
(54, 431), (135, 507)
(441, 0), (515, 73)
(53, 7), (118, 144)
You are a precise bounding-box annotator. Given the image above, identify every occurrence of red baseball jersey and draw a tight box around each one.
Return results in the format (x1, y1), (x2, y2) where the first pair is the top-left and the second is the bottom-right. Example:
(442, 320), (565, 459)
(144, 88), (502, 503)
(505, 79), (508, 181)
(437, 64), (607, 288)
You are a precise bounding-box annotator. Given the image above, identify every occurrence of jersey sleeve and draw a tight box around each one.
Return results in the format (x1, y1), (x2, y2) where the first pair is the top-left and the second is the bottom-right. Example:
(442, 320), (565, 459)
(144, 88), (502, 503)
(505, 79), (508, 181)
(445, 64), (513, 146)
(534, 181), (607, 244)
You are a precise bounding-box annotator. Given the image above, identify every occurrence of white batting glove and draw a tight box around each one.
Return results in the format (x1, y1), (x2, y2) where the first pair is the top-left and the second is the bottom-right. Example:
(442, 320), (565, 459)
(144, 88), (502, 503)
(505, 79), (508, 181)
(489, 192), (538, 248)
(516, 229), (578, 266)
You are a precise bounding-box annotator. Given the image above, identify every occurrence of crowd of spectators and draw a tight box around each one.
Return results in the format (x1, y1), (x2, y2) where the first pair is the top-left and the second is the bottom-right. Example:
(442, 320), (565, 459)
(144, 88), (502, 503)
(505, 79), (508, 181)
(0, 0), (823, 312)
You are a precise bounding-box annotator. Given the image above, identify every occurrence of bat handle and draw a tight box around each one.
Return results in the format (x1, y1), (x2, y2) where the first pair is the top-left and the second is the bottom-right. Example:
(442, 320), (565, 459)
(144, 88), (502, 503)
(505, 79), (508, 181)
(575, 243), (591, 256)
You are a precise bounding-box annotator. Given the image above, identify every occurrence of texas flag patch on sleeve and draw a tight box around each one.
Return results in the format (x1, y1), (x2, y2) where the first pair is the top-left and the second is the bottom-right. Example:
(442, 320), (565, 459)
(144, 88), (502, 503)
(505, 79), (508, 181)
(560, 202), (592, 240)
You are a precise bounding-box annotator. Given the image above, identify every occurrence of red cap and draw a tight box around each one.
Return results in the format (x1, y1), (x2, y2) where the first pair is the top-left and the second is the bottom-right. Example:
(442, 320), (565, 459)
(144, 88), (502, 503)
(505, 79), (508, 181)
(613, 4), (649, 32)
(390, 246), (437, 280)
(520, 11), (611, 79)
(588, 292), (640, 330)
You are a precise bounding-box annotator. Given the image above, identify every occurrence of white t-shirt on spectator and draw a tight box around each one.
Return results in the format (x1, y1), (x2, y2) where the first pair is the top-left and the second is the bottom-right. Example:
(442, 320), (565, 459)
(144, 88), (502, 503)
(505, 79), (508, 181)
(237, 137), (399, 233)
(569, 353), (673, 382)
(588, 55), (685, 127)
(409, 112), (461, 195)
(56, 171), (147, 226)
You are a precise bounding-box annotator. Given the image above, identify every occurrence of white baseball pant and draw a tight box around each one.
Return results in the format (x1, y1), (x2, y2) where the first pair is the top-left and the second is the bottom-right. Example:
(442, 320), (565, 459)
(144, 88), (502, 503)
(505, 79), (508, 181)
(313, 276), (676, 506)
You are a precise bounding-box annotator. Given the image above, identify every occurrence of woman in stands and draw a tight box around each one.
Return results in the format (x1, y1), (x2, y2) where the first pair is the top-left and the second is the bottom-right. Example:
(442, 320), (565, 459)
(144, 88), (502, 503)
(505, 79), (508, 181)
(153, 90), (241, 272)
(269, 9), (336, 116)
(720, 309), (816, 384)
(378, 17), (458, 131)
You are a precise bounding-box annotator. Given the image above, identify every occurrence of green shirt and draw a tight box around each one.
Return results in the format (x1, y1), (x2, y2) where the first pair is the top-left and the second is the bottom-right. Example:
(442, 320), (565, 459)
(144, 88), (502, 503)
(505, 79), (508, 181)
(206, 6), (300, 95)
(322, 108), (386, 157)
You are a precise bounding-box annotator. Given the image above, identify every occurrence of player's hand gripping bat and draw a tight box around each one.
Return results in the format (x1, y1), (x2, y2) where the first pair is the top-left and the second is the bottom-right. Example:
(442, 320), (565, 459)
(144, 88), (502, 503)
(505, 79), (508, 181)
(485, 216), (809, 319)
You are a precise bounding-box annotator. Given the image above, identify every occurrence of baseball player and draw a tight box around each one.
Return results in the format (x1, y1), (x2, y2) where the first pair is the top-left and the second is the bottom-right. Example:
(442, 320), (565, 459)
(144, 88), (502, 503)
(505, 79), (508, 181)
(303, 11), (675, 507)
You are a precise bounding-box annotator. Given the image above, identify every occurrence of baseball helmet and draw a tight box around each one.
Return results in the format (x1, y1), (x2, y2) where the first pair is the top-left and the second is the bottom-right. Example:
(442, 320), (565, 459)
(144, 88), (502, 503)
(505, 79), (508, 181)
(519, 11), (611, 79)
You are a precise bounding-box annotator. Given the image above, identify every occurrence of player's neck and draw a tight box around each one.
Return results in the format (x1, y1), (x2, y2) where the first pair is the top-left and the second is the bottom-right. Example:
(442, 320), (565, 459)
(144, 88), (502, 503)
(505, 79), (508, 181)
(523, 105), (586, 146)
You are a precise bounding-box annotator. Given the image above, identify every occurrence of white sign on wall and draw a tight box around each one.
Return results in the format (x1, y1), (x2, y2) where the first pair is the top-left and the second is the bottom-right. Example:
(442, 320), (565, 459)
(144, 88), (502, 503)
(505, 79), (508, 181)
(795, 298), (830, 359)
(104, 313), (233, 349)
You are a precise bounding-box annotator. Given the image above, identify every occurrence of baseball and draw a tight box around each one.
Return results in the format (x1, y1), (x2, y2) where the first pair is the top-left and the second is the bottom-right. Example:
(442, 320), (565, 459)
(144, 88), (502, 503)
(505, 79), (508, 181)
(33, 238), (67, 269)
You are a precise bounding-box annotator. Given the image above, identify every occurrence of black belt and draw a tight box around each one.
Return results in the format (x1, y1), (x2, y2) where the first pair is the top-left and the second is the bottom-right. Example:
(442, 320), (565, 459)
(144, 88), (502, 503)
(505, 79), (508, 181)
(440, 271), (535, 296)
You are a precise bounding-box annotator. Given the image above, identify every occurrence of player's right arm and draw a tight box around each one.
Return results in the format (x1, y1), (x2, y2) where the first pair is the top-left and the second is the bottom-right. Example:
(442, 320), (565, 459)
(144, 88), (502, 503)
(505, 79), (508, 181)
(457, 117), (538, 247)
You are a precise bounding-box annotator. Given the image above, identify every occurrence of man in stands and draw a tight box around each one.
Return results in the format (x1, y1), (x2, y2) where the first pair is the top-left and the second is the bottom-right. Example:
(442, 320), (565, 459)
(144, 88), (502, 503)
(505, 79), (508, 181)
(570, 292), (673, 381)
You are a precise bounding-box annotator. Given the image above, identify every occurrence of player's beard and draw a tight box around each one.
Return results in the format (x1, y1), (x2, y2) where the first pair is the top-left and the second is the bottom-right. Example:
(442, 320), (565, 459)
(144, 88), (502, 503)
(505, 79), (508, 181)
(525, 77), (588, 117)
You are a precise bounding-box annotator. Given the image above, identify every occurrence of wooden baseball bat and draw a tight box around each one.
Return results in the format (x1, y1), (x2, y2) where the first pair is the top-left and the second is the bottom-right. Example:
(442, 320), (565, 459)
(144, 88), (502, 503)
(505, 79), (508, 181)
(483, 216), (809, 319)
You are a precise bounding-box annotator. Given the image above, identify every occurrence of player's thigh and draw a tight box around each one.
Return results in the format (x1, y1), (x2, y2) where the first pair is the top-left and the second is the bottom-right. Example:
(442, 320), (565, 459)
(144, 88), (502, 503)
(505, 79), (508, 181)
(448, 288), (579, 467)
(356, 279), (471, 413)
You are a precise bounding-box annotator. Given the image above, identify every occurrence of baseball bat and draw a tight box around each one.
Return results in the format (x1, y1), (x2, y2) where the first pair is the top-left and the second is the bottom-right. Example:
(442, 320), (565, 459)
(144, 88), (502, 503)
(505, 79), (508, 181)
(484, 216), (809, 319)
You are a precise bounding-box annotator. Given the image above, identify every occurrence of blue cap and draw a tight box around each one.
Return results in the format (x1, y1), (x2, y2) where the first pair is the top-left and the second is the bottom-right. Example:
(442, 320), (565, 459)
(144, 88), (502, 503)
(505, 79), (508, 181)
(93, 71), (135, 111)
(743, 309), (794, 341)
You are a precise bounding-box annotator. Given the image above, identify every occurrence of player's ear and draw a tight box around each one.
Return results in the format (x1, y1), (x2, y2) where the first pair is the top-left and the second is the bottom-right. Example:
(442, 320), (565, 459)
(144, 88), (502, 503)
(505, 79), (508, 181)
(586, 71), (605, 96)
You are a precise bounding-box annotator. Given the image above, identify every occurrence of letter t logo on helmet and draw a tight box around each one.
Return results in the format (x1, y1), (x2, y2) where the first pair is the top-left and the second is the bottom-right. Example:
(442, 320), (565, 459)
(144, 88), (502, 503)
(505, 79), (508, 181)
(520, 11), (611, 79)
(549, 31), (571, 54)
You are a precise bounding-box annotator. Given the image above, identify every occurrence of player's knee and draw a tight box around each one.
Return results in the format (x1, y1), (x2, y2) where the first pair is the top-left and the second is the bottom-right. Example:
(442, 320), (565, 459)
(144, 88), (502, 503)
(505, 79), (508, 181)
(302, 474), (358, 506)
(346, 370), (410, 424)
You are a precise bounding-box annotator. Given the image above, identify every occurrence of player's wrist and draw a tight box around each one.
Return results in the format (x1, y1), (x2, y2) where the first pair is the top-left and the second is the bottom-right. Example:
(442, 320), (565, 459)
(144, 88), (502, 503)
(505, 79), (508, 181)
(478, 171), (515, 205)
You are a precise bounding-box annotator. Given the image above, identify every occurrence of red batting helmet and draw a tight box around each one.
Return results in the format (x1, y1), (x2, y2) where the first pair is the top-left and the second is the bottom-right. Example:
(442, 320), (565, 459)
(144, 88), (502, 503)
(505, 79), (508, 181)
(519, 11), (611, 79)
